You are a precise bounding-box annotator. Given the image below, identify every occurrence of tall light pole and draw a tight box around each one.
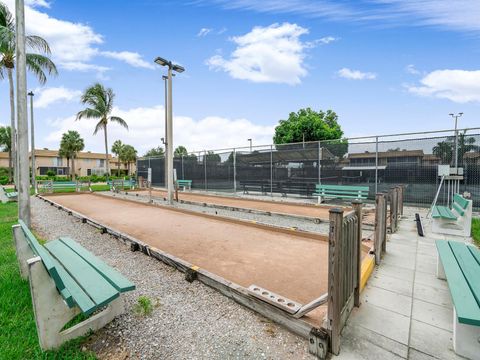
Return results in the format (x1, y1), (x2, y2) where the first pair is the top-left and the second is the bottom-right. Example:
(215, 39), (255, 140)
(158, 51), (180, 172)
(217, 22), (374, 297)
(449, 112), (463, 170)
(155, 56), (185, 205)
(247, 138), (252, 152)
(28, 91), (36, 193)
(16, 0), (30, 226)
(162, 74), (175, 188)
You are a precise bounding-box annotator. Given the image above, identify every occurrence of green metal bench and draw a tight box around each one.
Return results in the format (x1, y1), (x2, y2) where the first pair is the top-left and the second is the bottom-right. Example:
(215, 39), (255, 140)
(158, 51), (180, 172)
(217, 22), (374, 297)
(0, 185), (17, 203)
(432, 194), (472, 237)
(12, 220), (135, 350)
(176, 179), (192, 191)
(313, 184), (369, 204)
(436, 240), (480, 359)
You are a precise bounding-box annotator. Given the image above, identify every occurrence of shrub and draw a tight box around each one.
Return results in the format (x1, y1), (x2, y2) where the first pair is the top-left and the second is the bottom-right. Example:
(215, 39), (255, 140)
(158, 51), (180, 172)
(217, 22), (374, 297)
(0, 176), (8, 185)
(46, 170), (56, 177)
(35, 175), (49, 181)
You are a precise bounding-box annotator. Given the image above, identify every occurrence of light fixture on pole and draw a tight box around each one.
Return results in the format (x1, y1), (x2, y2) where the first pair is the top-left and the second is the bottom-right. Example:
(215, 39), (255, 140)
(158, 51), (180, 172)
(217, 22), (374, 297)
(449, 112), (463, 170)
(28, 91), (36, 193)
(247, 138), (252, 152)
(154, 56), (185, 205)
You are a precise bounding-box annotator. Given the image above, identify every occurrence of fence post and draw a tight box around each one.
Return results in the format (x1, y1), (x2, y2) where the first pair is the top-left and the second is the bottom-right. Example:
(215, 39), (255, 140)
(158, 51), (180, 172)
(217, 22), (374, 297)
(181, 155), (184, 180)
(204, 150), (207, 192)
(328, 208), (344, 355)
(398, 185), (404, 217)
(352, 200), (362, 307)
(375, 136), (379, 194)
(389, 187), (398, 233)
(270, 145), (273, 196)
(374, 193), (386, 265)
(233, 148), (237, 194)
(318, 142), (322, 185)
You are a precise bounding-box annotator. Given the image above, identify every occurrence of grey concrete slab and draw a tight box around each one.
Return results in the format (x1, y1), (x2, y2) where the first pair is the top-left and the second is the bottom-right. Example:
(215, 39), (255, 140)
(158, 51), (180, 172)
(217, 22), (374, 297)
(414, 270), (449, 291)
(375, 263), (415, 282)
(411, 299), (453, 332)
(369, 273), (414, 297)
(388, 242), (418, 255)
(362, 285), (413, 317)
(337, 324), (407, 359)
(409, 320), (462, 360)
(382, 253), (416, 270)
(415, 258), (437, 275)
(413, 282), (452, 308)
(349, 302), (411, 345)
(408, 349), (436, 360)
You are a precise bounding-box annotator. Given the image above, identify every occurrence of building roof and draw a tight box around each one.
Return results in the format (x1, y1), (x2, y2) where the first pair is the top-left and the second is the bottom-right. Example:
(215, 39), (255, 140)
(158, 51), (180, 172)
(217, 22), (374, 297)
(348, 150), (424, 159)
(30, 149), (113, 159)
(464, 152), (480, 159)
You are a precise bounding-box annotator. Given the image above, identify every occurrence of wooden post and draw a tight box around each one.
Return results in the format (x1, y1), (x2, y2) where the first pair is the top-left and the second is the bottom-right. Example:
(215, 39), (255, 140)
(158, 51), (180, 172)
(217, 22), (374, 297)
(389, 187), (398, 233)
(352, 200), (362, 307)
(374, 193), (386, 265)
(398, 185), (404, 217)
(328, 208), (343, 355)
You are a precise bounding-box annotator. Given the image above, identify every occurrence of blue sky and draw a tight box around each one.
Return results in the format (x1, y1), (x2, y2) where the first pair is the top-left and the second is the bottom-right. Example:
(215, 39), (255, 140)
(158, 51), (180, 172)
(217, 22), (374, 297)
(1, 0), (479, 155)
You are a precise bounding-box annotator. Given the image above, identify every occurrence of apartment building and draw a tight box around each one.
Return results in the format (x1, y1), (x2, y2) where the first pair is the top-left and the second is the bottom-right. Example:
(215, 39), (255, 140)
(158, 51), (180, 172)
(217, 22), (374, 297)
(0, 149), (136, 177)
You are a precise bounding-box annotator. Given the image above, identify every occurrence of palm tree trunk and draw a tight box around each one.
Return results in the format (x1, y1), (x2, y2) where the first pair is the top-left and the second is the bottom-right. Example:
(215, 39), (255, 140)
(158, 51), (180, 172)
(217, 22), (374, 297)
(66, 157), (70, 177)
(7, 68), (16, 188)
(71, 157), (75, 180)
(8, 149), (12, 183)
(117, 156), (120, 176)
(103, 125), (110, 177)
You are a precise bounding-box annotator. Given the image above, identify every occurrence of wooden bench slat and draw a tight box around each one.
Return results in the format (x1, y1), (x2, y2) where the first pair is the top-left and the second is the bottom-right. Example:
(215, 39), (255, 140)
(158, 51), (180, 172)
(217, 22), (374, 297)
(316, 184), (369, 191)
(436, 240), (480, 326)
(468, 246), (480, 266)
(450, 242), (480, 306)
(58, 237), (135, 292)
(453, 193), (469, 209)
(45, 240), (119, 312)
(18, 220), (74, 306)
(432, 206), (457, 220)
(313, 193), (367, 199)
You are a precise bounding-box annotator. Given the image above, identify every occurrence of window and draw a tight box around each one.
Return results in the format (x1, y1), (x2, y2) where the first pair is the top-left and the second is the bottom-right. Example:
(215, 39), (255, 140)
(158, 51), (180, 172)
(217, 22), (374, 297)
(87, 169), (92, 176)
(97, 159), (105, 168)
(53, 157), (63, 166)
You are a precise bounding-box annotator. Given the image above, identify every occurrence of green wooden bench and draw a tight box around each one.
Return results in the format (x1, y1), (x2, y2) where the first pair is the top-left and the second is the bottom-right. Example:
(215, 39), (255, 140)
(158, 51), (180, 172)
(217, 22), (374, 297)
(0, 185), (17, 203)
(436, 240), (480, 359)
(12, 220), (135, 350)
(432, 194), (472, 237)
(176, 179), (192, 191)
(313, 184), (369, 204)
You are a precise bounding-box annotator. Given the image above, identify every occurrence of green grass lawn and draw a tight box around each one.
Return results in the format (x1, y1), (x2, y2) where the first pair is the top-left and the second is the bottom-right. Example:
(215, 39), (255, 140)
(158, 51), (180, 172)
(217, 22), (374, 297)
(0, 203), (96, 359)
(472, 218), (480, 246)
(50, 184), (130, 193)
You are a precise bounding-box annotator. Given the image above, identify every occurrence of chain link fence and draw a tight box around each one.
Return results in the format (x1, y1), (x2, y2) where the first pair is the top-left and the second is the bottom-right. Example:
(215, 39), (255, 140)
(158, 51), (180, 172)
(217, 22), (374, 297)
(137, 128), (480, 209)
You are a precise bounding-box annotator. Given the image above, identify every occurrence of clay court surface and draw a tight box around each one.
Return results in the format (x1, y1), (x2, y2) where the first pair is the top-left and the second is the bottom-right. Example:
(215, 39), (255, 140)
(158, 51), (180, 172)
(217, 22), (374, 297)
(46, 193), (370, 324)
(130, 189), (346, 220)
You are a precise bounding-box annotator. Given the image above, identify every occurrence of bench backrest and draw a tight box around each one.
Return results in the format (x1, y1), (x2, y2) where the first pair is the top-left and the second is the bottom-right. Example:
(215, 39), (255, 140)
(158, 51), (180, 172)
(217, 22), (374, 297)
(316, 184), (369, 197)
(17, 220), (73, 306)
(452, 194), (470, 217)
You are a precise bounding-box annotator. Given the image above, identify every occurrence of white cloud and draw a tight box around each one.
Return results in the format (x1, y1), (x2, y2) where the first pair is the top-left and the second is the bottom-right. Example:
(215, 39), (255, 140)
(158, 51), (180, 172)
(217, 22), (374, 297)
(202, 0), (480, 33)
(318, 36), (338, 44)
(407, 69), (480, 103)
(197, 28), (213, 37)
(100, 51), (154, 69)
(44, 105), (274, 155)
(405, 64), (420, 75)
(337, 68), (377, 80)
(60, 62), (110, 73)
(206, 23), (310, 85)
(27, 0), (50, 8)
(34, 87), (82, 108)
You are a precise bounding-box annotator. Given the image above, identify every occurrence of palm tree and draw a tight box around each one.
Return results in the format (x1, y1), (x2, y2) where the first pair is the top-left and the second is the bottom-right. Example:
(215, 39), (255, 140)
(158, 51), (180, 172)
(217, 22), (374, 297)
(119, 144), (137, 176)
(111, 140), (124, 176)
(76, 83), (128, 177)
(0, 3), (58, 186)
(0, 125), (12, 182)
(59, 131), (84, 179)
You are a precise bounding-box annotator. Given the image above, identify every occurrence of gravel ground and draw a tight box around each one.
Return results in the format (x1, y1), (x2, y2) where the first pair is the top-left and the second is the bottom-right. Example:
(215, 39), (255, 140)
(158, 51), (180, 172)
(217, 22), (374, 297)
(31, 196), (316, 360)
(104, 191), (332, 234)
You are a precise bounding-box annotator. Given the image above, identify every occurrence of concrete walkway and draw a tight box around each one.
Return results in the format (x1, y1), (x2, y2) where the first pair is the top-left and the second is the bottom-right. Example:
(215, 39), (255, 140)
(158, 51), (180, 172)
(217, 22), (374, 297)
(335, 208), (473, 360)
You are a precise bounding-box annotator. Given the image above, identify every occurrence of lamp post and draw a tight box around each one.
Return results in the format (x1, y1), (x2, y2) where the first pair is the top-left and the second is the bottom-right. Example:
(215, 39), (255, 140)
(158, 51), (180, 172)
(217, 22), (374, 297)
(16, 0), (30, 226)
(162, 74), (175, 188)
(247, 138), (252, 152)
(154, 56), (184, 205)
(449, 112), (463, 170)
(28, 91), (36, 193)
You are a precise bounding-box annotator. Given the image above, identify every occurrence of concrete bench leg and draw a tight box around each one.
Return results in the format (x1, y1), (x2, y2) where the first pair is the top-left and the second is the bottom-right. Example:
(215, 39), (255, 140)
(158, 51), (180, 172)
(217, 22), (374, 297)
(436, 253), (446, 280)
(27, 256), (125, 350)
(453, 309), (480, 359)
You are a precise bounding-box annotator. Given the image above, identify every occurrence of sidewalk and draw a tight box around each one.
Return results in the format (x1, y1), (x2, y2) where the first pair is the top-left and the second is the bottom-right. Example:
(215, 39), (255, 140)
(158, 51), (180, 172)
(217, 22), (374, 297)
(335, 208), (472, 360)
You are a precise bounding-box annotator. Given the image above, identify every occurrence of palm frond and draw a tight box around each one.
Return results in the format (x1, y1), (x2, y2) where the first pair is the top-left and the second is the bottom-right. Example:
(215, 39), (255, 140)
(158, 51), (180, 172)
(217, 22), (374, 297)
(26, 53), (58, 84)
(110, 116), (128, 130)
(93, 120), (107, 135)
(25, 35), (51, 54)
(76, 107), (102, 120)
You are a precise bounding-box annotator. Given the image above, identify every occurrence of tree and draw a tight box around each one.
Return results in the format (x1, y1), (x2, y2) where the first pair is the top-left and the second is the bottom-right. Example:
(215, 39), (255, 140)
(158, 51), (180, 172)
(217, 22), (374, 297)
(0, 125), (12, 181)
(111, 140), (124, 175)
(144, 146), (164, 157)
(205, 151), (221, 164)
(433, 131), (478, 165)
(59, 130), (84, 179)
(273, 108), (343, 145)
(174, 145), (188, 157)
(76, 83), (128, 176)
(119, 144), (137, 175)
(0, 3), (57, 185)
